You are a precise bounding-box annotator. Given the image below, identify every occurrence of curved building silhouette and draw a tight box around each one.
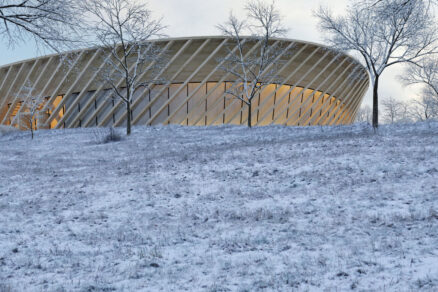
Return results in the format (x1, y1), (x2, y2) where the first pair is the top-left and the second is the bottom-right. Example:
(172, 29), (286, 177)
(0, 36), (369, 130)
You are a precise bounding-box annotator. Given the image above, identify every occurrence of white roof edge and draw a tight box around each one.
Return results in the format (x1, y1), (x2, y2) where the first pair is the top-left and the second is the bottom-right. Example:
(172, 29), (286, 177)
(0, 35), (367, 74)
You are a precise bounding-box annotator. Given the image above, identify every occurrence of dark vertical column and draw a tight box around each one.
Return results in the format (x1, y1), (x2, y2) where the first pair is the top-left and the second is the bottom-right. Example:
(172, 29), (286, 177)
(186, 84), (189, 125)
(78, 103), (81, 127)
(62, 95), (66, 129)
(240, 99), (243, 125)
(272, 85), (277, 122)
(223, 82), (226, 124)
(256, 91), (261, 123)
(148, 88), (151, 119)
(205, 82), (208, 126)
(112, 98), (115, 124)
(167, 87), (170, 118)
(131, 88), (134, 124)
(94, 99), (98, 126)
(297, 92), (303, 126)
(286, 88), (291, 120)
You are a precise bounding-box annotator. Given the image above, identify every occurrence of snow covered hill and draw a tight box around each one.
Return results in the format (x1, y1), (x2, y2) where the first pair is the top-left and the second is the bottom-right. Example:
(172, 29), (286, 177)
(0, 123), (437, 291)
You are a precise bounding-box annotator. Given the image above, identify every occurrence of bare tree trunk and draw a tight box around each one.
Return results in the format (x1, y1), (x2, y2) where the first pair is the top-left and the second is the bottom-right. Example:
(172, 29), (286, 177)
(31, 126), (34, 139)
(372, 76), (379, 130)
(126, 101), (132, 136)
(247, 102), (252, 128)
(317, 2), (438, 128)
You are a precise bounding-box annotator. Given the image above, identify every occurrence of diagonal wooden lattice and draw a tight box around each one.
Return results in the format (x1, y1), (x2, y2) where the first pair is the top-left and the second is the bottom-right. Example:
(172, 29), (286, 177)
(0, 36), (369, 130)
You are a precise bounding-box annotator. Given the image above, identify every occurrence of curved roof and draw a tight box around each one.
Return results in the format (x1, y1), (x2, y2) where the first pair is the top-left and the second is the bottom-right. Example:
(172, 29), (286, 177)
(0, 36), (367, 71)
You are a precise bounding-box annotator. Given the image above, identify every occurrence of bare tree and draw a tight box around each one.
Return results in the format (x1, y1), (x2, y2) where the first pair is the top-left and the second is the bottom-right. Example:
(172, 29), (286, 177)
(401, 56), (438, 120)
(316, 0), (438, 129)
(355, 105), (372, 123)
(13, 81), (45, 139)
(370, 0), (438, 7)
(409, 97), (435, 121)
(409, 92), (438, 121)
(217, 0), (287, 128)
(80, 0), (165, 135)
(0, 0), (82, 51)
(402, 56), (438, 96)
(381, 96), (411, 124)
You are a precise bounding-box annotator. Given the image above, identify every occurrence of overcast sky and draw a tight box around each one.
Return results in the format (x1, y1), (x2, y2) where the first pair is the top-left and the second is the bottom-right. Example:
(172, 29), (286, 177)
(0, 0), (420, 107)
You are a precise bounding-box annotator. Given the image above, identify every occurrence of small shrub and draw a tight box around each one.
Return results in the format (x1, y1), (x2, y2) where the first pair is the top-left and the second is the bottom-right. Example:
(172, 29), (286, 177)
(0, 283), (13, 292)
(93, 127), (122, 144)
(0, 125), (18, 136)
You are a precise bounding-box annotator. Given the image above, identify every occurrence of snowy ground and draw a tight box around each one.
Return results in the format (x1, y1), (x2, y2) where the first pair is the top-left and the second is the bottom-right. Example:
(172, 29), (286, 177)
(0, 122), (437, 291)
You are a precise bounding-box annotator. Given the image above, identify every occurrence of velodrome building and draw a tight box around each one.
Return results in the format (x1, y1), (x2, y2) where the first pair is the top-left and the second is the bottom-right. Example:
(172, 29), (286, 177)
(0, 36), (369, 130)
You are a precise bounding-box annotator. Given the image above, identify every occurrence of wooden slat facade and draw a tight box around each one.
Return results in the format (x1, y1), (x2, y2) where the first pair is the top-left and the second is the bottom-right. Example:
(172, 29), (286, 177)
(0, 36), (369, 130)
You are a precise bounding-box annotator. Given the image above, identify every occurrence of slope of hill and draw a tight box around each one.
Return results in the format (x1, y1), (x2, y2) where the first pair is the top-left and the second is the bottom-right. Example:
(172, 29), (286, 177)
(0, 123), (437, 291)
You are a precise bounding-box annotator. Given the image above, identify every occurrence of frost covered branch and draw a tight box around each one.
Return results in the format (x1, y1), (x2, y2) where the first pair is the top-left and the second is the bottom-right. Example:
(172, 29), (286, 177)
(217, 0), (288, 127)
(316, 0), (438, 129)
(80, 0), (166, 135)
(0, 0), (83, 51)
